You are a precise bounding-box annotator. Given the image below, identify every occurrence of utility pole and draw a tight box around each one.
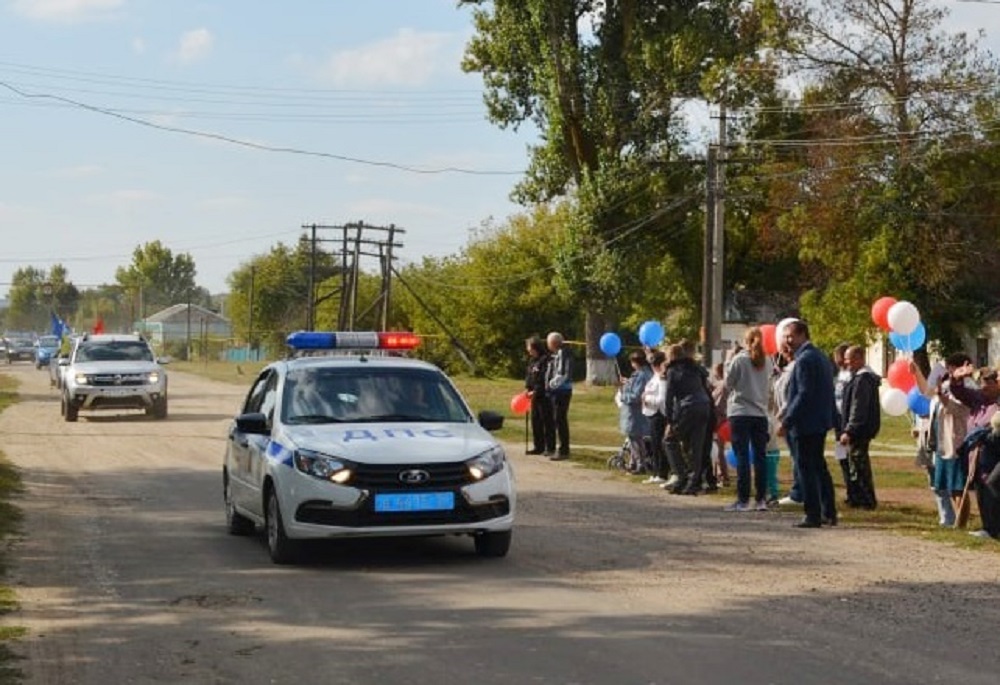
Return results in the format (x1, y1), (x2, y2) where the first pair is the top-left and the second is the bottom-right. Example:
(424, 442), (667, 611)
(307, 223), (317, 331)
(247, 266), (255, 360)
(701, 145), (717, 362)
(710, 103), (727, 365)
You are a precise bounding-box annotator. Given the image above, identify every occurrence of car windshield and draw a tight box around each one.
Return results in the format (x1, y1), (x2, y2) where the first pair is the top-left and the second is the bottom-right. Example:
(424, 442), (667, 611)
(12, 338), (33, 348)
(75, 340), (154, 363)
(281, 367), (472, 425)
(37, 336), (59, 349)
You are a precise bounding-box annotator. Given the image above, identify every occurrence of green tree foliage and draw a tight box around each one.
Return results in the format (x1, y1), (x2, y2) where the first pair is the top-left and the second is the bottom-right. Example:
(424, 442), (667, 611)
(773, 0), (1000, 347)
(4, 264), (79, 332)
(394, 205), (580, 377)
(460, 0), (787, 380)
(114, 241), (201, 315)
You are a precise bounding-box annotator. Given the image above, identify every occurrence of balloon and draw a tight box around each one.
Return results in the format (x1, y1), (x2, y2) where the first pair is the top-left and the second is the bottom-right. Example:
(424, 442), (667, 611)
(907, 386), (930, 418)
(638, 320), (665, 347)
(871, 296), (897, 332)
(775, 317), (799, 353)
(725, 448), (737, 469)
(760, 324), (778, 356)
(510, 391), (531, 415)
(599, 332), (622, 357)
(886, 358), (916, 393)
(887, 300), (920, 336)
(717, 419), (732, 443)
(889, 321), (926, 354)
(880, 387), (909, 417)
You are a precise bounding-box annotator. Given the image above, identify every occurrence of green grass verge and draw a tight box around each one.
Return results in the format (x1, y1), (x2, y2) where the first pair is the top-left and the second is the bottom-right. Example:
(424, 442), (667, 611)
(0, 374), (25, 681)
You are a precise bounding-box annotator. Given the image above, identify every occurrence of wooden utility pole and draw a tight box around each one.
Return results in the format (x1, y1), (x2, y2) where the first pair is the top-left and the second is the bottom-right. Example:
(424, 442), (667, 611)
(710, 103), (727, 365)
(701, 145), (717, 361)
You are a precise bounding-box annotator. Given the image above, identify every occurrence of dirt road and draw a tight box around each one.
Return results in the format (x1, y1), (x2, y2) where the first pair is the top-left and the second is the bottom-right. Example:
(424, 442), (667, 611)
(1, 362), (999, 684)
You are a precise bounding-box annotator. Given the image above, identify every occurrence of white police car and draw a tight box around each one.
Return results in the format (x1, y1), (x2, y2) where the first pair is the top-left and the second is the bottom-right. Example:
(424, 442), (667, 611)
(223, 331), (515, 564)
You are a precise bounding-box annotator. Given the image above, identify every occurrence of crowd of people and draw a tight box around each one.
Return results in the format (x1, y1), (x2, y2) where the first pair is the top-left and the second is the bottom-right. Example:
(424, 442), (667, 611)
(521, 321), (1000, 538)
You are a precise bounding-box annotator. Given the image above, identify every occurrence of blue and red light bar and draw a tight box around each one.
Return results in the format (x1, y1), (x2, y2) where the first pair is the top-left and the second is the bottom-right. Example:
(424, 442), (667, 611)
(286, 331), (421, 351)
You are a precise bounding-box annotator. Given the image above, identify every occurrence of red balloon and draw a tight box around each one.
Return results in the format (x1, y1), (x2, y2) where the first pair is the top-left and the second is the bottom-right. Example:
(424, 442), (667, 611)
(717, 419), (732, 443)
(510, 391), (531, 415)
(760, 324), (778, 356)
(887, 358), (916, 393)
(871, 296), (898, 332)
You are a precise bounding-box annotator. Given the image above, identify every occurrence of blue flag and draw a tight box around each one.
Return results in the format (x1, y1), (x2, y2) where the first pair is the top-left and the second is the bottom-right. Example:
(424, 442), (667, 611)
(50, 312), (64, 338)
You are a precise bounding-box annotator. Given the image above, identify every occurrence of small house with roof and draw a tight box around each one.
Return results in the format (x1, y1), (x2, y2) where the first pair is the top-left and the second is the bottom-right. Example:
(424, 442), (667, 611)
(138, 303), (232, 349)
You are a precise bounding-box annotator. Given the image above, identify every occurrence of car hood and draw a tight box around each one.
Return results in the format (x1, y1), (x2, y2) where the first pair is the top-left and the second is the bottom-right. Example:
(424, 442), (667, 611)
(71, 361), (163, 374)
(281, 421), (499, 464)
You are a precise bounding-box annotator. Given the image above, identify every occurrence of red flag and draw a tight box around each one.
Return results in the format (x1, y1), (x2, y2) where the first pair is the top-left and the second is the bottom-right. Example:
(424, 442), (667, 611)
(92, 316), (105, 334)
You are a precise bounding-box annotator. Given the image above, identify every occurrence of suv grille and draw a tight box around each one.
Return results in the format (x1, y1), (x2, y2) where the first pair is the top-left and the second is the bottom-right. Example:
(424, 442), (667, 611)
(88, 374), (147, 387)
(351, 461), (474, 489)
(295, 496), (510, 527)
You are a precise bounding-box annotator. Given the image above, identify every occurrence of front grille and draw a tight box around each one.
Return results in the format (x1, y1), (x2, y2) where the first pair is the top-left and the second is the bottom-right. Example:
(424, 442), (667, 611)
(89, 374), (147, 387)
(351, 461), (474, 489)
(295, 495), (510, 527)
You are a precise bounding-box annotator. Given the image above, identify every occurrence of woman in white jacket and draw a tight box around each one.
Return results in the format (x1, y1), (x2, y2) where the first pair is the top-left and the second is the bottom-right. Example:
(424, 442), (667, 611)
(641, 350), (670, 485)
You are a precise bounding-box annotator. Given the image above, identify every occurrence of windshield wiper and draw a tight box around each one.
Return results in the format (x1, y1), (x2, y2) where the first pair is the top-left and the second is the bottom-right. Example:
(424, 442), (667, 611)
(285, 414), (346, 425)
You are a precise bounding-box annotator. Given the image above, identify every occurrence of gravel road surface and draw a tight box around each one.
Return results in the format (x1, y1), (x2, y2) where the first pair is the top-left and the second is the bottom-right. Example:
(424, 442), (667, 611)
(1, 363), (999, 684)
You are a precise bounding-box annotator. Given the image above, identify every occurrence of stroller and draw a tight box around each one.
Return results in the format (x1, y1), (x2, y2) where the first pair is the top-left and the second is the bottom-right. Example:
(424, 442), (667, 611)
(607, 435), (654, 474)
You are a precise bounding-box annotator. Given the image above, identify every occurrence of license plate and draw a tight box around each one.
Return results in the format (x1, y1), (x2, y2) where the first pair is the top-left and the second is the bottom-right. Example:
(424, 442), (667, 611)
(99, 388), (133, 397)
(374, 492), (455, 513)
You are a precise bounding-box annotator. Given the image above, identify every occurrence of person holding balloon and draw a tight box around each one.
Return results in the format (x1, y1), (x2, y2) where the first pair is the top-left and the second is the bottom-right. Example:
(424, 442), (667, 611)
(523, 336), (555, 456)
(838, 346), (881, 510)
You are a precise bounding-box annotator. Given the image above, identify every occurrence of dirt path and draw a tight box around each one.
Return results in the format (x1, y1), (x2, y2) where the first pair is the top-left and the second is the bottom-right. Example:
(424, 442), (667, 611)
(1, 362), (999, 684)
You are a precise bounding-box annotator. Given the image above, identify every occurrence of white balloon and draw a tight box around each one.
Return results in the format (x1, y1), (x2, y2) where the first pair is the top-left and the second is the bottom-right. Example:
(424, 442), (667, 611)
(887, 300), (920, 336)
(880, 387), (909, 417)
(774, 317), (800, 353)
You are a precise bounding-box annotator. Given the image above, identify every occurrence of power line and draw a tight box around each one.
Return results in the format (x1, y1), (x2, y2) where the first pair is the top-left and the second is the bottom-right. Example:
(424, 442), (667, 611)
(0, 80), (524, 176)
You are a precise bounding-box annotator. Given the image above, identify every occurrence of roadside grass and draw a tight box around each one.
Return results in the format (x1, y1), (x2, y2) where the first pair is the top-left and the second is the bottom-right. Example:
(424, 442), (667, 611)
(0, 374), (26, 681)
(175, 361), (997, 552)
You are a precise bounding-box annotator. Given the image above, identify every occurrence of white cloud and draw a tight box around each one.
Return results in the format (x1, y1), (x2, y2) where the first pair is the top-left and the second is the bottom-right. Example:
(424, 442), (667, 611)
(174, 28), (214, 65)
(319, 28), (453, 87)
(48, 164), (103, 178)
(87, 189), (160, 210)
(199, 195), (251, 210)
(10, 0), (124, 22)
(131, 36), (145, 54)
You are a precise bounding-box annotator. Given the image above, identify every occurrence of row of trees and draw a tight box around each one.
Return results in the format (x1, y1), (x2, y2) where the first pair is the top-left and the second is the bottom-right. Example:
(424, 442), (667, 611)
(1, 241), (213, 335)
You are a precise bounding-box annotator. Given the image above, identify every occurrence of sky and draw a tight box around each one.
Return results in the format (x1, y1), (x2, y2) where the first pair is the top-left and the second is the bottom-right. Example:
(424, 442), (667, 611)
(0, 0), (997, 298)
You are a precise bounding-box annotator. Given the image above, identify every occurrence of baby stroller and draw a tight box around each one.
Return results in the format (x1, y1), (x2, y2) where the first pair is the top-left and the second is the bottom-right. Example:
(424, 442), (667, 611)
(607, 436), (654, 474)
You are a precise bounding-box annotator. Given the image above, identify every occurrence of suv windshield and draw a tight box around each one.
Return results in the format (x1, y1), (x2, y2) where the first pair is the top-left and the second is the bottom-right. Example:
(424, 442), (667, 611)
(282, 367), (472, 425)
(37, 336), (59, 349)
(75, 340), (154, 363)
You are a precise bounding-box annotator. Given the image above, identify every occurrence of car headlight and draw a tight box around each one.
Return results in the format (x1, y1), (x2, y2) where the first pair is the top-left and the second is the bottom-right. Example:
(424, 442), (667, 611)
(74, 373), (89, 385)
(148, 371), (160, 384)
(293, 449), (355, 484)
(466, 445), (506, 481)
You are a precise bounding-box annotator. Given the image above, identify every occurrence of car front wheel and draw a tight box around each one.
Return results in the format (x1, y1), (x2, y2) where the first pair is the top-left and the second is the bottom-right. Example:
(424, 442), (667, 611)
(265, 488), (299, 564)
(473, 530), (512, 558)
(63, 394), (78, 422)
(224, 476), (254, 536)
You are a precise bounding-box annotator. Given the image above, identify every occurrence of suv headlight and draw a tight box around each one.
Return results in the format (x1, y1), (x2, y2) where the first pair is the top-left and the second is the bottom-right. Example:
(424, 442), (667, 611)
(74, 373), (89, 385)
(293, 449), (355, 484)
(466, 445), (506, 481)
(147, 371), (161, 384)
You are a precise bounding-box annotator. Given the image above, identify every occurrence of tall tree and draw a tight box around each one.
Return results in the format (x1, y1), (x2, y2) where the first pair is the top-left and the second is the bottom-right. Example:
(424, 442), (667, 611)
(4, 265), (79, 332)
(115, 241), (201, 317)
(461, 0), (786, 382)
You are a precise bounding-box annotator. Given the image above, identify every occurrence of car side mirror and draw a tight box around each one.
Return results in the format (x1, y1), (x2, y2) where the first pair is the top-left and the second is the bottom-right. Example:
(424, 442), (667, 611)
(157, 356), (172, 365)
(235, 412), (270, 436)
(58, 358), (70, 366)
(478, 410), (505, 432)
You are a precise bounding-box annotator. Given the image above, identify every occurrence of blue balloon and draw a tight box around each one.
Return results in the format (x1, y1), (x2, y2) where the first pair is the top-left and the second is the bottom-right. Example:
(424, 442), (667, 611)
(638, 320), (665, 347)
(725, 447), (737, 469)
(907, 386), (930, 417)
(890, 321), (926, 353)
(599, 332), (622, 357)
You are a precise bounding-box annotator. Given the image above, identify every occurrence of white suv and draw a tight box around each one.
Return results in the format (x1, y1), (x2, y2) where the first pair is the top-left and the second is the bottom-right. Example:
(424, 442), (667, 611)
(61, 333), (169, 422)
(223, 331), (515, 564)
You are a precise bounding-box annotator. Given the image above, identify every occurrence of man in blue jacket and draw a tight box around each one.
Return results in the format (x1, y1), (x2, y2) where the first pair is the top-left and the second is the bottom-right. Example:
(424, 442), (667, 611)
(778, 320), (838, 528)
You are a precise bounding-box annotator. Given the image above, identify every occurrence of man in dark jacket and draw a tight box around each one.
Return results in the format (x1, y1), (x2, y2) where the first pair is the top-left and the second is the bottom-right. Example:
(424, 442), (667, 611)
(778, 321), (838, 528)
(663, 344), (712, 495)
(838, 346), (881, 509)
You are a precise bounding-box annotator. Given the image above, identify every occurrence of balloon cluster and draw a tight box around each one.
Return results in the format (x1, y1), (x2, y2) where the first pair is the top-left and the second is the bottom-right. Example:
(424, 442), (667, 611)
(872, 296), (927, 417)
(597, 320), (666, 358)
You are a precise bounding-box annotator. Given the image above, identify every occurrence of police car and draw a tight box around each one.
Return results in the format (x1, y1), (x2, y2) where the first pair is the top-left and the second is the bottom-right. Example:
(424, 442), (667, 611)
(223, 331), (515, 564)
